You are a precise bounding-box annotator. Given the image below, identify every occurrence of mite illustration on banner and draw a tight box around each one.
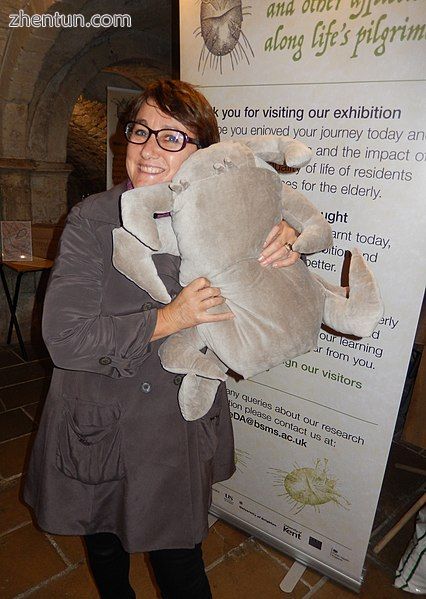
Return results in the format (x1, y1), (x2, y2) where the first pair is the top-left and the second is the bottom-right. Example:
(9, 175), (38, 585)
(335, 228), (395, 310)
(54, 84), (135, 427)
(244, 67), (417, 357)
(195, 0), (254, 73)
(270, 459), (351, 514)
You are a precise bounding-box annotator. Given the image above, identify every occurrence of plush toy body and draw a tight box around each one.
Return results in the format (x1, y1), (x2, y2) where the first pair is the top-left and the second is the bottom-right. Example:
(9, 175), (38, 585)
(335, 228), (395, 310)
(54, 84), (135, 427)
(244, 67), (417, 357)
(113, 137), (383, 420)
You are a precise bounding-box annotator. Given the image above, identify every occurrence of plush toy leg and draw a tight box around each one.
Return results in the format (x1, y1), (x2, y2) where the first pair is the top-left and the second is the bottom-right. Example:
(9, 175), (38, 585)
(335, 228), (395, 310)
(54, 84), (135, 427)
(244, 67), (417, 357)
(244, 136), (312, 168)
(112, 228), (171, 303)
(159, 328), (228, 379)
(178, 349), (228, 421)
(281, 185), (333, 255)
(120, 183), (173, 251)
(319, 249), (384, 337)
(158, 329), (228, 421)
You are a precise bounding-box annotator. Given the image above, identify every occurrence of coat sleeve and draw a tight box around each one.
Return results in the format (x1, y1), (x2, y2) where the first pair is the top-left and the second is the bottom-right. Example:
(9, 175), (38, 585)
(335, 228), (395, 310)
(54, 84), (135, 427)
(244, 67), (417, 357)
(42, 204), (157, 378)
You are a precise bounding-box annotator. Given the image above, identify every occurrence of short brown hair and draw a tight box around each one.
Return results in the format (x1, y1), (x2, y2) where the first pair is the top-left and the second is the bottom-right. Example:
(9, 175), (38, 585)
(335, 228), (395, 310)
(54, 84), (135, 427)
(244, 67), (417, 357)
(129, 79), (219, 149)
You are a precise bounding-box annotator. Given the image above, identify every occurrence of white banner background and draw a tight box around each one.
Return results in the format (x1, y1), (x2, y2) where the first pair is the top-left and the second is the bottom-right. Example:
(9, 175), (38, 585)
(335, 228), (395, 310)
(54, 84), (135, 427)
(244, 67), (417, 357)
(180, 0), (426, 591)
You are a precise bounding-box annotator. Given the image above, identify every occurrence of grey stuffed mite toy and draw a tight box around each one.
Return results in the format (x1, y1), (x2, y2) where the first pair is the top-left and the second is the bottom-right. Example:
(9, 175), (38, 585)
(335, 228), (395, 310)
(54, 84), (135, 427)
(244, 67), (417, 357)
(113, 136), (383, 421)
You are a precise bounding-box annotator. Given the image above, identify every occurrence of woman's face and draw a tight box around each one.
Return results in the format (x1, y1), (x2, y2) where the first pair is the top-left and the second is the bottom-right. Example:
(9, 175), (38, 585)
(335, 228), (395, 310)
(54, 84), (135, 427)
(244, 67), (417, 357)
(126, 100), (199, 188)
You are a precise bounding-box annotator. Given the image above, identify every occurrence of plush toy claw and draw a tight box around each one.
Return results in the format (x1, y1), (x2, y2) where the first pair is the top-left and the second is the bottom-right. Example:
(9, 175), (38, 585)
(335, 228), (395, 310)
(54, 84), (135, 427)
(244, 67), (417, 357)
(169, 180), (190, 194)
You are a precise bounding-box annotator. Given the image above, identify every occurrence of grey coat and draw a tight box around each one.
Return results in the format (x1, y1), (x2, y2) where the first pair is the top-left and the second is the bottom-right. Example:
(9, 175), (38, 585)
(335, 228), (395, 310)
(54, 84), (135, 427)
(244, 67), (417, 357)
(23, 182), (235, 553)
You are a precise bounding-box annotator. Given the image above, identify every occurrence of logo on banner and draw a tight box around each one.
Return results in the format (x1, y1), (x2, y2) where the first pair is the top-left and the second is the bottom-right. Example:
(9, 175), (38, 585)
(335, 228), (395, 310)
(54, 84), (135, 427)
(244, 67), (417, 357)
(224, 492), (234, 505)
(195, 1), (254, 74)
(309, 536), (323, 550)
(283, 524), (302, 540)
(330, 547), (350, 563)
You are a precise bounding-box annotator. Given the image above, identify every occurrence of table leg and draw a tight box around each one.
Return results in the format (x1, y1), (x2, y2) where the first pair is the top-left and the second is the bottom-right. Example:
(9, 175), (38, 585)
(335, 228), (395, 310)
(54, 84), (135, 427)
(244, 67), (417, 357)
(7, 272), (23, 343)
(0, 266), (28, 360)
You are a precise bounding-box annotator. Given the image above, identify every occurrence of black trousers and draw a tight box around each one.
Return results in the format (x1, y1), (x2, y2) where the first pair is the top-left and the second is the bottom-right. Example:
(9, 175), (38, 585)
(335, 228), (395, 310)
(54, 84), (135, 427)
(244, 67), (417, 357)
(84, 532), (212, 599)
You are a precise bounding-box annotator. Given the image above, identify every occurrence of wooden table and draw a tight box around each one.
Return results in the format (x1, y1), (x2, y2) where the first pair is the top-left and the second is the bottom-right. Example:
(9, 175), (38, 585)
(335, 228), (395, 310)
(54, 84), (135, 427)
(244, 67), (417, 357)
(0, 257), (53, 360)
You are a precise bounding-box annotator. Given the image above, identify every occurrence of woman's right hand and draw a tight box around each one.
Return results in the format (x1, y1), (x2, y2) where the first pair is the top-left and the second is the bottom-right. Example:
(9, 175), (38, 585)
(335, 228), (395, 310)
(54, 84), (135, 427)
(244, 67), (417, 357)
(152, 277), (234, 341)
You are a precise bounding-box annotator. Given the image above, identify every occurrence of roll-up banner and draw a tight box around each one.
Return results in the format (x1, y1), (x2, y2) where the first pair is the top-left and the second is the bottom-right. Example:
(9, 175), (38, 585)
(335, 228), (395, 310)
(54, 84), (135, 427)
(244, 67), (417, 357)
(180, 1), (426, 591)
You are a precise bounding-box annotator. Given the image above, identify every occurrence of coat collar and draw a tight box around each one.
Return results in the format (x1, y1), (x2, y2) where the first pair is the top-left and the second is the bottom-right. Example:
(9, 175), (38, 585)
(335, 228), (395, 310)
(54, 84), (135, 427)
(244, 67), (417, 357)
(79, 181), (128, 225)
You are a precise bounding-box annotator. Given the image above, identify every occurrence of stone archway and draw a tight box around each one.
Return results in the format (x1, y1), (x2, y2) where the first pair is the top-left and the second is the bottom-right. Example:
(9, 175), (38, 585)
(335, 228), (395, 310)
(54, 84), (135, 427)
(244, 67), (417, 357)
(28, 29), (170, 222)
(0, 0), (172, 222)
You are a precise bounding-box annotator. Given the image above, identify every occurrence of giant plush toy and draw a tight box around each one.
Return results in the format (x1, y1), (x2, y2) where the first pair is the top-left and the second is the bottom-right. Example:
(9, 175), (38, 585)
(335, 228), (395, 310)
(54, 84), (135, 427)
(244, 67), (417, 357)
(113, 137), (383, 420)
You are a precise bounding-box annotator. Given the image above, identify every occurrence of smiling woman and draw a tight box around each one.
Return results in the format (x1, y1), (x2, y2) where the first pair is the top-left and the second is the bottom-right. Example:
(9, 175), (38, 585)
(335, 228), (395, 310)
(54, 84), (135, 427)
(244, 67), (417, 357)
(23, 79), (300, 599)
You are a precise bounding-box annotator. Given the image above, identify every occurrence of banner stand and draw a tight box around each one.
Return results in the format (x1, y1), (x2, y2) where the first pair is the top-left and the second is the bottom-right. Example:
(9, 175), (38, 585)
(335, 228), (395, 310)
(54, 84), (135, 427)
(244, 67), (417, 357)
(280, 562), (307, 593)
(181, 1), (426, 591)
(210, 504), (362, 592)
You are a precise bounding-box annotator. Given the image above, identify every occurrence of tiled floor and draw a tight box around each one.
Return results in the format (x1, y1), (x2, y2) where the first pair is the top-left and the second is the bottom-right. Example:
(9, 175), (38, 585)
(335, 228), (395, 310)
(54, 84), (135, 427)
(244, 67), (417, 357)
(0, 343), (424, 598)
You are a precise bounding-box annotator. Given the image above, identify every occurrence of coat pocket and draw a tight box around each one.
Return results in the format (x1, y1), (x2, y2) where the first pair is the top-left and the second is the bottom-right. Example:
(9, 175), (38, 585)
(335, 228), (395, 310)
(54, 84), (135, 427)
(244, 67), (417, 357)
(56, 400), (125, 484)
(197, 413), (220, 462)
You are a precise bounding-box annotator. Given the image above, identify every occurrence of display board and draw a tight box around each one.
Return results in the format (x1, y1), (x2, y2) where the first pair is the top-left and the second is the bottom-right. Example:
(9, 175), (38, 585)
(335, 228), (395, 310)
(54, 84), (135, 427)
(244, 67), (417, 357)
(180, 1), (426, 591)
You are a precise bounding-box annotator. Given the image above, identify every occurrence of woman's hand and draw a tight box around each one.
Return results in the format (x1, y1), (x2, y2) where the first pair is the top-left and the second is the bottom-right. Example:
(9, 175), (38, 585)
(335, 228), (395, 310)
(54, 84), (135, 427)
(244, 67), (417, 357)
(152, 277), (234, 340)
(258, 220), (300, 268)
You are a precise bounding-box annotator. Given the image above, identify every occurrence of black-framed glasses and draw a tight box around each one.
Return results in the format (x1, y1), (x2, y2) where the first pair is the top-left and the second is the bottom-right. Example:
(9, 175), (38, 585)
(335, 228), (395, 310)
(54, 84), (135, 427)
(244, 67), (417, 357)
(124, 121), (202, 152)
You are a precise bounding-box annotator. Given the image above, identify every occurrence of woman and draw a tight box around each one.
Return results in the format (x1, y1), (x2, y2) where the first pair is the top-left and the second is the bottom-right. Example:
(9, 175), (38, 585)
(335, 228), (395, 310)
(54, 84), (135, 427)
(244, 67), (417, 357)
(24, 80), (299, 599)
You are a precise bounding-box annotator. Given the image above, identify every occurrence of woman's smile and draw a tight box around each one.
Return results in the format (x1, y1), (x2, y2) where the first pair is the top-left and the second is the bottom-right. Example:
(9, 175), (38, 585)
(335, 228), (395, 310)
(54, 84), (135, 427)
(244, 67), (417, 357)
(138, 163), (165, 175)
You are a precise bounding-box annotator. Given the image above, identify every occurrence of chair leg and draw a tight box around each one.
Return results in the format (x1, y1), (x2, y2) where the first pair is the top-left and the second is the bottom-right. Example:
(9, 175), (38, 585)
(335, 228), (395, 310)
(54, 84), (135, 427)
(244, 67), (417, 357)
(373, 493), (426, 554)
